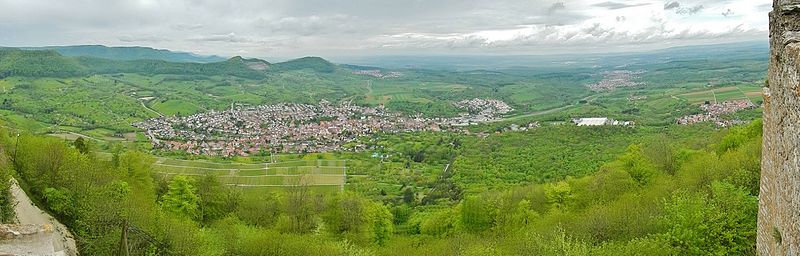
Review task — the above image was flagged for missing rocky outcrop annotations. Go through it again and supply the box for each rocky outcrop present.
[0,179,76,256]
[759,1,800,255]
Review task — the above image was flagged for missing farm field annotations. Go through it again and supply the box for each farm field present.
[152,157,348,193]
[678,85,763,105]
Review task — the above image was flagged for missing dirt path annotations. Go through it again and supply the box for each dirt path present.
[139,99,164,117]
[711,88,718,104]
[10,179,77,256]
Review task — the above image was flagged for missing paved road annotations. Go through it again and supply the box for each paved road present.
[494,94,600,123]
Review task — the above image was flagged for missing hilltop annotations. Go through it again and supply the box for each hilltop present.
[272,56,336,73]
[0,48,343,79]
[23,45,226,63]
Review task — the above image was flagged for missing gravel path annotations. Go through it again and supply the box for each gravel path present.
[10,178,77,256]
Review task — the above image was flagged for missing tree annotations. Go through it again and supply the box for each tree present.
[401,187,415,204]
[323,193,394,245]
[370,203,394,245]
[545,181,573,211]
[459,196,494,233]
[277,186,318,233]
[196,174,239,224]
[643,135,676,175]
[74,137,89,154]
[494,199,538,234]
[618,145,658,185]
[160,175,200,220]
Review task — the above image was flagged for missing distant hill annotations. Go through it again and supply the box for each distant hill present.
[23,45,226,63]
[272,56,336,73]
[0,48,86,77]
[227,56,271,71]
[0,48,343,79]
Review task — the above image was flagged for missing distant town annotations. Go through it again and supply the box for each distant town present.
[352,70,404,79]
[587,70,645,91]
[134,98,512,156]
[677,99,756,127]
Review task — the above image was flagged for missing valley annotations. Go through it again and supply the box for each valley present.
[0,42,768,255]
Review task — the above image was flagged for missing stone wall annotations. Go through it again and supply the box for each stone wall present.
[759,1,800,255]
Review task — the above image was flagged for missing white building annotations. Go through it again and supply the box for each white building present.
[574,117,610,126]
[573,117,634,127]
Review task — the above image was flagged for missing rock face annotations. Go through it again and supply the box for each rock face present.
[0,179,76,256]
[760,1,800,255]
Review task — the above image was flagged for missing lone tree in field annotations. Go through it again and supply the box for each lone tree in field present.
[74,137,89,154]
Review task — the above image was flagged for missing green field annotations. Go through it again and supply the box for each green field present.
[678,85,762,105]
[153,157,348,191]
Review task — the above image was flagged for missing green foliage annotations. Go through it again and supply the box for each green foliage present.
[236,192,283,227]
[415,208,457,237]
[323,192,395,245]
[717,119,762,155]
[213,217,372,256]
[661,182,757,255]
[0,117,762,255]
[452,126,643,190]
[0,145,14,223]
[160,175,200,220]
[617,145,659,185]
[196,175,240,224]
[459,196,495,233]
[544,181,573,211]
[43,187,75,217]
[74,137,89,154]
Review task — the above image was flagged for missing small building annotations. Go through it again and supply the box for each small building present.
[573,117,610,126]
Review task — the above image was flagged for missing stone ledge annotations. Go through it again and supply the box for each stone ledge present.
[0,224,51,240]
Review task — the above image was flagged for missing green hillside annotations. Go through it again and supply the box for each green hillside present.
[27,45,226,63]
[272,56,336,73]
[0,48,270,79]
[0,49,86,77]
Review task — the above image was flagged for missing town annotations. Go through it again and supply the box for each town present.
[352,69,404,78]
[134,98,512,156]
[677,99,757,126]
[587,70,645,91]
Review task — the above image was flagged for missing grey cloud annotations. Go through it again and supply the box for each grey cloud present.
[722,9,734,17]
[593,1,651,10]
[118,34,171,43]
[616,16,626,22]
[257,15,362,36]
[664,1,680,10]
[548,2,566,14]
[675,5,704,15]
[172,23,204,31]
[190,33,254,43]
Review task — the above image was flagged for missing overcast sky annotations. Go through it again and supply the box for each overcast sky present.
[0,0,769,60]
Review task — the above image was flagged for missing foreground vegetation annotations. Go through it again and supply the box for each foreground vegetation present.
[0,119,761,255]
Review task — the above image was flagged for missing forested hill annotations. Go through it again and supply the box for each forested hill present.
[0,48,339,79]
[22,45,227,63]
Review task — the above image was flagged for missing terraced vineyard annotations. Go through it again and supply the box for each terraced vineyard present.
[153,158,347,193]
[679,85,763,105]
